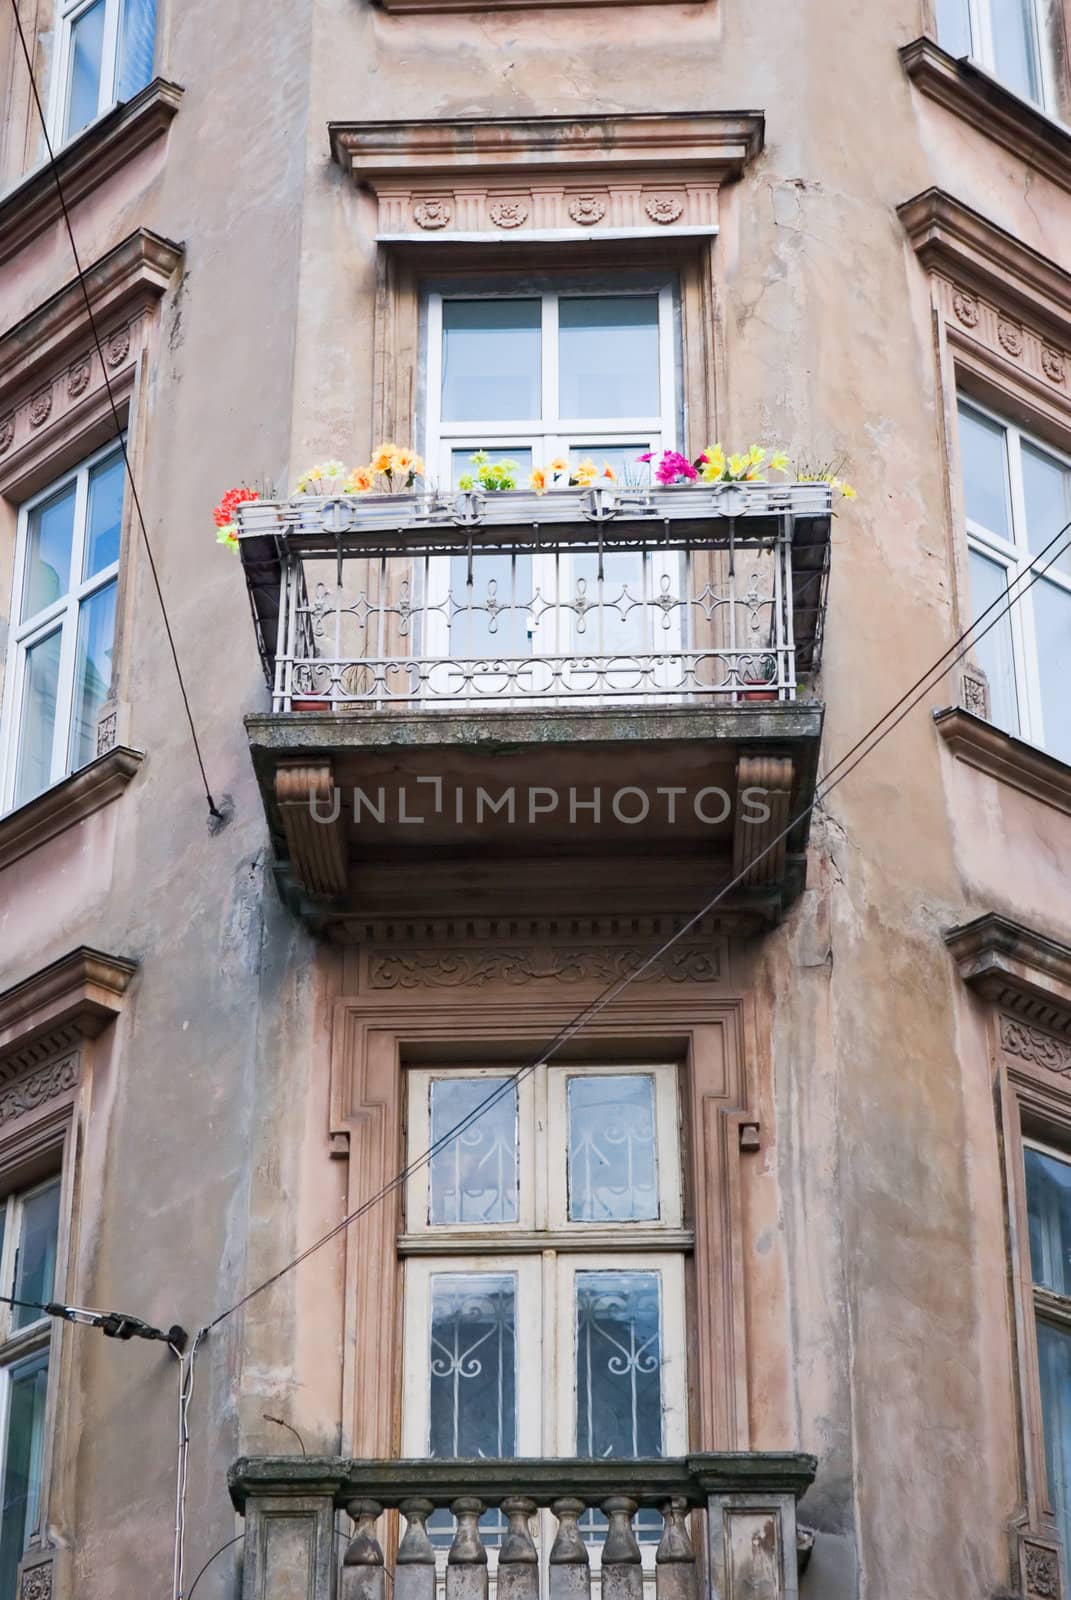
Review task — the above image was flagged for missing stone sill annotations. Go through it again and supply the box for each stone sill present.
[933,705,1071,815]
[0,78,183,269]
[900,37,1071,194]
[0,745,144,874]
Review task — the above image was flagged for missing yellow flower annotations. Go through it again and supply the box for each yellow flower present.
[216,522,239,550]
[727,453,748,478]
[346,467,375,493]
[550,456,568,474]
[768,450,790,475]
[700,444,726,482]
[840,481,858,499]
[371,443,400,474]
[602,463,617,481]
[574,458,598,486]
[529,467,548,493]
[747,444,765,465]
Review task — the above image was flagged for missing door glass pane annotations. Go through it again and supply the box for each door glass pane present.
[1037,1319,1071,1566]
[22,486,76,622]
[935,0,973,55]
[441,301,541,422]
[575,1270,663,1457]
[64,0,107,139]
[968,548,1020,735]
[1022,442,1071,582]
[68,581,117,772]
[1026,1147,1071,1294]
[117,0,157,100]
[428,1080,518,1225]
[450,449,533,491]
[0,1353,49,1598]
[13,1184,61,1331]
[559,297,660,420]
[83,454,124,578]
[13,632,63,810]
[567,445,652,489]
[990,0,1041,101]
[959,405,1012,541]
[1033,578,1071,765]
[429,1273,516,1457]
[568,1076,659,1222]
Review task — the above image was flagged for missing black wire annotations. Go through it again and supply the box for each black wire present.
[184,1528,392,1598]
[7,0,223,821]
[202,513,1071,1336]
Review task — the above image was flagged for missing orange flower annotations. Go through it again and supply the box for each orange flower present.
[602,463,617,481]
[371,443,399,474]
[529,467,548,493]
[346,467,375,493]
[550,456,568,474]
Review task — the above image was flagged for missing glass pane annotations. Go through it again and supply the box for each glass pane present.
[13,1184,61,1331]
[13,632,62,810]
[441,301,541,423]
[429,1273,516,1457]
[64,0,106,139]
[68,581,117,773]
[84,454,124,578]
[1033,578,1071,765]
[450,448,533,492]
[959,404,1012,541]
[1027,1147,1071,1294]
[22,486,76,622]
[990,0,1041,101]
[575,1270,662,1457]
[559,297,660,420]
[0,1354,49,1599]
[428,1079,518,1225]
[935,0,973,55]
[968,549,1020,735]
[1037,1320,1071,1566]
[117,0,157,99]
[568,1076,659,1222]
[567,445,651,489]
[1022,442,1071,582]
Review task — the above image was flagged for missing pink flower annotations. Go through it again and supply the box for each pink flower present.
[636,452,654,463]
[654,450,698,485]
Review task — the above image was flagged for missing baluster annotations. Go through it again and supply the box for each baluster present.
[655,1498,697,1600]
[447,1497,488,1600]
[549,1497,590,1600]
[396,1498,436,1600]
[498,1495,539,1600]
[341,1500,385,1600]
[601,1496,642,1600]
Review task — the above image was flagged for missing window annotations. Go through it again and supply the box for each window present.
[401,1065,687,1475]
[1025,1142,1071,1561]
[0,1178,61,1600]
[957,400,1071,765]
[1,444,123,813]
[48,0,157,144]
[936,0,1053,108]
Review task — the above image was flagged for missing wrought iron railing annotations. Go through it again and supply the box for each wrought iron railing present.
[236,484,831,713]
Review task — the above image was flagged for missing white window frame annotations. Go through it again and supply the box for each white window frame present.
[0,1177,62,1577]
[45,0,135,147]
[943,0,1056,111]
[958,397,1071,759]
[0,441,123,815]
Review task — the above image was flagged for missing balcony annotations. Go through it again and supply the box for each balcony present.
[228,1453,816,1600]
[237,484,830,934]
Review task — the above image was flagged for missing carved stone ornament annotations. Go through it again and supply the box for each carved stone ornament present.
[28,388,52,427]
[0,415,13,455]
[105,327,131,367]
[488,198,528,229]
[1000,1015,1071,1077]
[413,198,451,230]
[952,288,980,327]
[19,1564,52,1600]
[960,665,990,721]
[0,1056,79,1127]
[568,195,607,225]
[68,355,91,397]
[1024,1541,1061,1599]
[370,943,720,988]
[644,193,684,225]
[1043,347,1067,385]
[96,699,118,757]
[998,319,1024,357]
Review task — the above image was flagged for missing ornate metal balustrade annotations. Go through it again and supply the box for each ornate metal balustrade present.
[236,484,831,713]
[229,1454,816,1600]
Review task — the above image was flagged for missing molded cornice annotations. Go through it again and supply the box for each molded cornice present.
[945,913,1071,1036]
[0,747,144,874]
[0,945,137,1076]
[900,37,1071,197]
[934,706,1071,816]
[0,78,183,269]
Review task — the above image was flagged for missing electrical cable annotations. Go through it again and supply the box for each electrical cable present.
[200,514,1071,1337]
[7,0,224,821]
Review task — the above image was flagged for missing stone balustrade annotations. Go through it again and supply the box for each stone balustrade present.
[228,1454,816,1600]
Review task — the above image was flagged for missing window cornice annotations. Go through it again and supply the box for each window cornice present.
[900,37,1071,195]
[934,706,1071,816]
[0,746,144,883]
[0,78,183,272]
[945,910,1071,1035]
[0,943,137,1077]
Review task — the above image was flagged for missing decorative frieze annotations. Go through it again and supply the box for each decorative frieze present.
[1000,1016,1071,1077]
[380,181,718,240]
[938,277,1069,391]
[0,1056,79,1128]
[369,942,721,989]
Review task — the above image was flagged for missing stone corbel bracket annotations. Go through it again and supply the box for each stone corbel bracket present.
[274,763,348,900]
[733,755,794,889]
[945,913,1071,1037]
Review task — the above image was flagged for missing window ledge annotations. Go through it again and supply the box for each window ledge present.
[0,745,143,876]
[0,78,183,270]
[0,943,137,1073]
[944,911,1071,1033]
[398,1227,696,1255]
[900,37,1071,195]
[934,704,1071,815]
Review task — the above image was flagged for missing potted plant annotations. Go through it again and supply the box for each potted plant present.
[738,654,779,702]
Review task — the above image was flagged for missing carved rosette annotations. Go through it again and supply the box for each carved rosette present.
[644,193,684,225]
[0,415,13,455]
[413,198,451,230]
[1000,1016,1071,1077]
[998,319,1024,357]
[68,355,92,397]
[19,1563,52,1600]
[1022,1539,1061,1599]
[488,198,528,229]
[568,195,606,226]
[960,665,990,721]
[28,388,52,427]
[952,289,980,328]
[105,327,131,367]
[1043,347,1067,385]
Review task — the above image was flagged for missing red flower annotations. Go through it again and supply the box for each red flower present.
[213,486,259,527]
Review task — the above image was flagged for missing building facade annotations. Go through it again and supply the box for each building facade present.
[0,0,1070,1596]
